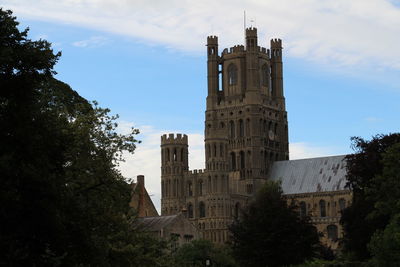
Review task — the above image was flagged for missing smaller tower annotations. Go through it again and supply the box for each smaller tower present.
[270,39,284,100]
[160,134,189,215]
[245,27,260,93]
[245,27,258,50]
[206,36,219,109]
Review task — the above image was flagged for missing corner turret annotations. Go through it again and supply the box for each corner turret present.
[206,36,219,109]
[161,133,189,173]
[270,38,284,100]
[245,27,258,50]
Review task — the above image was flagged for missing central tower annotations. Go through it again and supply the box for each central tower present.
[161,27,289,243]
[205,27,288,185]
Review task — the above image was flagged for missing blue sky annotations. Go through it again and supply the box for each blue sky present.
[2,0,399,210]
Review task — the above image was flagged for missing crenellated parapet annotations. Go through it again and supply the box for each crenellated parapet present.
[161,133,188,145]
[207,35,218,45]
[186,169,207,175]
[245,27,257,38]
[270,38,282,49]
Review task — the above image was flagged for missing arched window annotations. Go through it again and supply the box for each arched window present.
[166,148,170,162]
[339,198,346,212]
[247,150,252,169]
[198,180,203,196]
[228,64,238,85]
[263,120,267,134]
[320,200,326,217]
[234,202,240,219]
[261,64,269,86]
[220,143,223,157]
[167,180,170,197]
[187,181,193,196]
[246,119,251,136]
[270,65,273,95]
[213,175,218,193]
[327,225,338,241]
[239,119,244,137]
[173,148,177,161]
[240,151,245,169]
[207,144,211,158]
[300,201,307,218]
[188,203,193,218]
[213,143,217,157]
[208,176,212,193]
[229,121,235,138]
[264,151,268,169]
[230,152,236,170]
[199,202,206,218]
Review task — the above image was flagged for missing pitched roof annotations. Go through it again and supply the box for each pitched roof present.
[269,155,348,195]
[130,180,159,217]
[135,215,180,232]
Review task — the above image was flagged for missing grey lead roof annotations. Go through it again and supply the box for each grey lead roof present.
[135,215,179,232]
[269,155,348,195]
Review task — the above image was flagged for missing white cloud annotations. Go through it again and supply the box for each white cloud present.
[72,36,109,47]
[289,142,342,160]
[4,0,400,72]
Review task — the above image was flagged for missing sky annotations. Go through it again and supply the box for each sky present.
[2,0,399,211]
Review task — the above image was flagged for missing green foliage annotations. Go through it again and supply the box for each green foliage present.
[172,239,237,267]
[229,180,320,267]
[340,134,400,261]
[368,214,400,267]
[365,143,400,266]
[0,8,166,266]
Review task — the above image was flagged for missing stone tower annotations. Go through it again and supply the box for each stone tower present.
[161,27,289,243]
[205,27,288,190]
[161,134,189,215]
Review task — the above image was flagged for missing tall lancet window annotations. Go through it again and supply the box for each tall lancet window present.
[228,64,238,85]
[261,64,269,87]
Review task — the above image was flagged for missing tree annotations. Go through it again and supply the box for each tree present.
[368,215,400,266]
[366,143,400,266]
[0,8,168,266]
[229,180,320,267]
[172,239,237,267]
[340,134,400,261]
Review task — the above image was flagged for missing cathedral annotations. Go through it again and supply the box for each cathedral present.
[159,27,351,249]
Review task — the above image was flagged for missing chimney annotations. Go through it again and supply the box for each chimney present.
[137,175,146,217]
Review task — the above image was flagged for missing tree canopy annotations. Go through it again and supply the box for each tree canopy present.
[229,180,320,267]
[172,239,237,267]
[0,8,168,266]
[340,134,400,263]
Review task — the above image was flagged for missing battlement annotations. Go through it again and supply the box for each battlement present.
[221,45,269,57]
[207,35,218,45]
[185,169,207,175]
[245,27,257,38]
[227,45,245,54]
[161,133,188,145]
[270,38,282,49]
